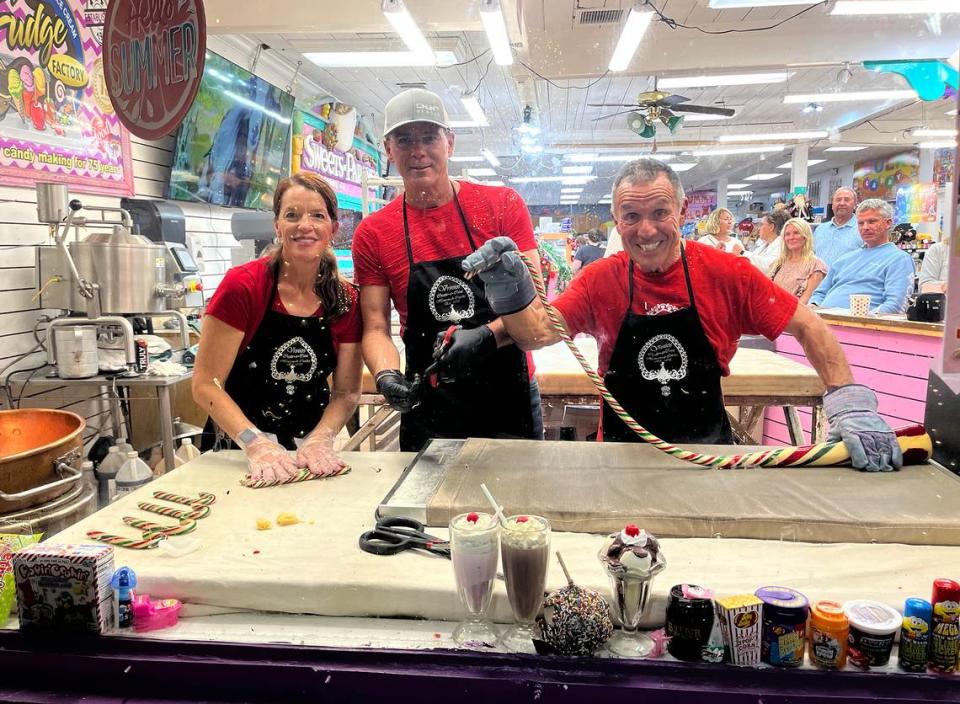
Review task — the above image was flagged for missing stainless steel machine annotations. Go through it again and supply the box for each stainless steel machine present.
[33,183,194,377]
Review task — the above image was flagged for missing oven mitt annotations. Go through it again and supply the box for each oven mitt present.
[461,236,536,316]
[823,384,902,472]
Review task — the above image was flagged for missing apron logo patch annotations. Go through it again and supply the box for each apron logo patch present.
[428,275,476,323]
[637,333,688,397]
[270,336,319,395]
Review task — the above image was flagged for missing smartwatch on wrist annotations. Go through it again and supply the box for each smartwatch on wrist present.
[236,427,262,449]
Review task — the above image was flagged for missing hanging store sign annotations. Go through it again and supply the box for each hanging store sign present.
[103,0,206,140]
[0,0,134,195]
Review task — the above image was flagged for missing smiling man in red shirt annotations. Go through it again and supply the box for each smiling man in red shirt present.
[454,158,902,472]
[353,88,542,451]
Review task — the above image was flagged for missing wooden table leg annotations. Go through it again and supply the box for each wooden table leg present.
[783,406,805,445]
[810,404,826,443]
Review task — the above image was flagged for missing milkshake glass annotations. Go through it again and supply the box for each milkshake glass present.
[500,514,551,653]
[598,525,667,657]
[450,511,500,647]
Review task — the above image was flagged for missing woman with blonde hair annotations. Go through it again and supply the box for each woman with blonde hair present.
[194,172,363,483]
[769,217,829,305]
[698,207,744,255]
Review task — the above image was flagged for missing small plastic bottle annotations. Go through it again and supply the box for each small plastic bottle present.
[115,451,153,498]
[80,460,97,494]
[96,446,126,508]
[110,567,137,629]
[808,600,849,669]
[175,438,201,465]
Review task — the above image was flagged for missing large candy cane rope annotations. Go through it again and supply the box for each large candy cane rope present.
[513,252,931,469]
[87,530,166,550]
[152,491,217,507]
[241,466,351,489]
[123,516,198,537]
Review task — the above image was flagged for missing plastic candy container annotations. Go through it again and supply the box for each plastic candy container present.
[665,584,715,662]
[808,600,849,669]
[898,597,932,672]
[755,586,809,667]
[131,594,182,632]
[930,578,960,673]
[843,600,901,668]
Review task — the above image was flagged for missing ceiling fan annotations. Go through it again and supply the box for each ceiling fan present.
[590,87,737,138]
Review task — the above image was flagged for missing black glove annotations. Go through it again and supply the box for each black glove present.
[427,325,496,384]
[461,237,536,315]
[375,369,421,413]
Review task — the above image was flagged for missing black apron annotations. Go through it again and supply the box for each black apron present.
[399,187,535,452]
[602,243,734,444]
[202,280,337,451]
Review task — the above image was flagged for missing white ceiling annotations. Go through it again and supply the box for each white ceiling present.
[204,0,960,206]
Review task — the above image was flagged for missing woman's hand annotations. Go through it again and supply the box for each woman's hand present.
[296,426,347,476]
[244,434,299,484]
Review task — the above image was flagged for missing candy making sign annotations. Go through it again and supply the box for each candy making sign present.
[0,0,134,195]
[103,0,205,140]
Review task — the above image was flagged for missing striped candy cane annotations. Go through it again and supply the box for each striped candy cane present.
[138,502,210,520]
[241,466,351,489]
[152,491,217,508]
[123,516,198,536]
[86,530,165,550]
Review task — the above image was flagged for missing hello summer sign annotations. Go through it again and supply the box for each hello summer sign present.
[0,0,134,195]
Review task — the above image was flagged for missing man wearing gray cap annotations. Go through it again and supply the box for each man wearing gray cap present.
[353,88,543,451]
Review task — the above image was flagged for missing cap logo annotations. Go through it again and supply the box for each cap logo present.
[416,103,441,116]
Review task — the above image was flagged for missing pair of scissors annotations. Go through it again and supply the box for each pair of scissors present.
[358,516,451,558]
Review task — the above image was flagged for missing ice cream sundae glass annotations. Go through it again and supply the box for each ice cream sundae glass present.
[598,524,667,657]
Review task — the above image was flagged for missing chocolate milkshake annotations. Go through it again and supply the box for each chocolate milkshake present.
[500,514,551,653]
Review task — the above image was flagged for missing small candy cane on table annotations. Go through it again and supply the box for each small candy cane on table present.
[123,516,198,536]
[152,491,217,508]
[240,466,351,489]
[86,530,166,550]
[138,502,210,520]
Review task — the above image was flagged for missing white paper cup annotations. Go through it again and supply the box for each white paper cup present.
[849,294,871,317]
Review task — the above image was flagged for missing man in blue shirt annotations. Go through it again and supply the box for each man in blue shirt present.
[810,199,915,314]
[814,187,862,268]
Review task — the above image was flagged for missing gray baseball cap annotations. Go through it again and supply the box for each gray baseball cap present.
[383,88,450,137]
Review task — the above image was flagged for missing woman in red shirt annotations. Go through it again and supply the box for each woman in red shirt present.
[193,173,363,483]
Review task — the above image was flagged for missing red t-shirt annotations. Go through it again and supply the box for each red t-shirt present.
[552,241,798,376]
[204,257,362,352]
[352,180,537,328]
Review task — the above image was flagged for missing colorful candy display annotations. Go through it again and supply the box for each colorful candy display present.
[240,465,351,489]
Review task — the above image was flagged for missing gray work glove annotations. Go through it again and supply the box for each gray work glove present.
[461,236,536,316]
[375,369,421,413]
[824,384,902,472]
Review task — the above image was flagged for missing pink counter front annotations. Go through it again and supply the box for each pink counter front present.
[763,312,944,446]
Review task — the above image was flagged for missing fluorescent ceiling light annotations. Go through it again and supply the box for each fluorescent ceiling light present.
[947,109,958,116]
[562,176,597,186]
[680,113,735,122]
[832,0,960,14]
[744,173,782,181]
[912,128,958,137]
[450,155,485,162]
[709,0,816,7]
[562,165,593,175]
[479,0,513,66]
[692,146,785,156]
[824,146,867,151]
[560,197,579,202]
[608,9,654,72]
[784,90,918,103]
[727,190,756,196]
[670,163,699,171]
[719,130,828,142]
[561,188,584,193]
[919,140,958,149]
[304,50,455,68]
[726,183,750,189]
[382,0,433,59]
[566,153,674,162]
[480,147,500,167]
[461,94,489,128]
[658,72,789,89]
[511,176,568,183]
[483,180,505,186]
[776,159,826,168]
[467,168,497,177]
[522,144,544,154]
